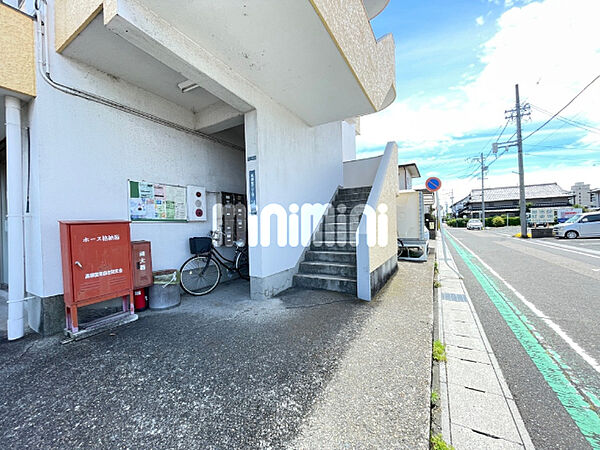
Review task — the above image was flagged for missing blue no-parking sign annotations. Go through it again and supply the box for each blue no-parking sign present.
[425,177,442,192]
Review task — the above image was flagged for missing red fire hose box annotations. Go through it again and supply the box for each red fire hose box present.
[59,221,134,334]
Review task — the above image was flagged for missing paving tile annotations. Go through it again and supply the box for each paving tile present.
[452,424,523,449]
[444,333,487,352]
[444,319,481,338]
[446,344,490,364]
[448,383,521,443]
[444,308,472,323]
[442,301,471,315]
[447,357,502,394]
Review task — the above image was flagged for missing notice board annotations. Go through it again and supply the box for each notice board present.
[129,180,187,222]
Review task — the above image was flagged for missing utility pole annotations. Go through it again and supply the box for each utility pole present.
[480,153,486,228]
[515,84,527,238]
[503,85,530,238]
[450,190,455,218]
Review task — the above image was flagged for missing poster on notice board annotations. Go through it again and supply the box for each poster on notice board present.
[129,180,187,222]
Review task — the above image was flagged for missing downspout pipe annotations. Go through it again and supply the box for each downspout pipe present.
[5,96,26,341]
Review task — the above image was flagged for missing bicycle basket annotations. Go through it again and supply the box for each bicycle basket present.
[189,237,212,254]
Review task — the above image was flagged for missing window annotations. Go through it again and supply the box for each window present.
[584,214,600,223]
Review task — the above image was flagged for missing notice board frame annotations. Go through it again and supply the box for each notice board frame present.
[128,180,188,223]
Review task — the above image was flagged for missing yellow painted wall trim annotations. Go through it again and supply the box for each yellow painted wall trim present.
[0,4,36,97]
[55,0,103,53]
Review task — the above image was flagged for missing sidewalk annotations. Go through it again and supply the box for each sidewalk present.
[436,235,534,449]
[0,259,434,448]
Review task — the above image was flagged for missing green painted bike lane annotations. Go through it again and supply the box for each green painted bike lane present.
[446,233,600,449]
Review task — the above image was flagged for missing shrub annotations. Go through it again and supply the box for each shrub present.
[508,217,520,226]
[491,215,505,227]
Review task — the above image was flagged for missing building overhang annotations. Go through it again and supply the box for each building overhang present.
[54,0,396,127]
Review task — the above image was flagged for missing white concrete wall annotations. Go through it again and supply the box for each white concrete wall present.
[398,167,414,190]
[343,155,381,188]
[245,100,344,284]
[342,120,357,162]
[27,0,350,300]
[26,46,245,298]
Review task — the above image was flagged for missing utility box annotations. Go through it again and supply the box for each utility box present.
[131,241,153,289]
[59,221,134,334]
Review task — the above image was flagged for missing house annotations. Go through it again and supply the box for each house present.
[398,162,421,190]
[453,183,573,218]
[1,0,398,339]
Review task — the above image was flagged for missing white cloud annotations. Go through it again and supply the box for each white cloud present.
[358,0,600,155]
[476,16,485,26]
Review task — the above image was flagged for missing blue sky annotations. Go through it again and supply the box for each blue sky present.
[357,0,600,205]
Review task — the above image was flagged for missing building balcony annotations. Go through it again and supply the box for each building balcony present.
[54,0,396,127]
[363,0,391,19]
[0,2,36,99]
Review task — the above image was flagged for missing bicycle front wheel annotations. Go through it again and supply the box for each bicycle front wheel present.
[180,255,221,296]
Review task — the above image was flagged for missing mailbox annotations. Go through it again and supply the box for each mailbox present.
[132,241,153,289]
[60,221,134,333]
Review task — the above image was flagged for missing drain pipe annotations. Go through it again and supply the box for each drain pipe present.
[5,96,26,340]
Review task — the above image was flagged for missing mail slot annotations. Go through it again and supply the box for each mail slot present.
[132,241,153,289]
[59,220,134,333]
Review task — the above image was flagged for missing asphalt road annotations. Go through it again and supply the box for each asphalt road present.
[443,226,600,449]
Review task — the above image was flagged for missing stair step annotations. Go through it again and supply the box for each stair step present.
[334,195,370,203]
[322,222,360,232]
[299,261,357,278]
[305,250,356,264]
[338,186,371,195]
[311,241,357,251]
[331,201,368,210]
[293,273,357,295]
[321,231,356,241]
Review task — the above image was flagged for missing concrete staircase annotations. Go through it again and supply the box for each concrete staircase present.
[293,186,371,295]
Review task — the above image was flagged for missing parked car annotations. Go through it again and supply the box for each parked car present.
[553,212,600,239]
[467,219,483,230]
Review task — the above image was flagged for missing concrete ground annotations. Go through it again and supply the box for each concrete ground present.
[445,226,600,448]
[0,258,434,449]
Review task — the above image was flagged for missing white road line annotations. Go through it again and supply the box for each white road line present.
[447,230,600,375]
[529,239,600,257]
[521,240,600,260]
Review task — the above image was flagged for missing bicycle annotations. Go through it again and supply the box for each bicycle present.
[180,230,249,296]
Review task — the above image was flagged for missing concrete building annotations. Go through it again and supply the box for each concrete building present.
[453,183,573,218]
[570,182,593,207]
[1,0,400,338]
[591,188,600,209]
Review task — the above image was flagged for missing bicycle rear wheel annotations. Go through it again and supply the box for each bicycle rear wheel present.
[235,250,250,280]
[180,255,221,296]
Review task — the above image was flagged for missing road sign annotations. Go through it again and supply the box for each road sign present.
[425,177,442,192]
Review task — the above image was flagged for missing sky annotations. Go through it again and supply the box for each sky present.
[358,0,600,208]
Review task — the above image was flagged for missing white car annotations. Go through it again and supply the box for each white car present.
[467,219,483,230]
[553,212,600,239]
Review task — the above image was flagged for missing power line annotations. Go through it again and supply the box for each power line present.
[523,73,600,141]
[530,104,600,135]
